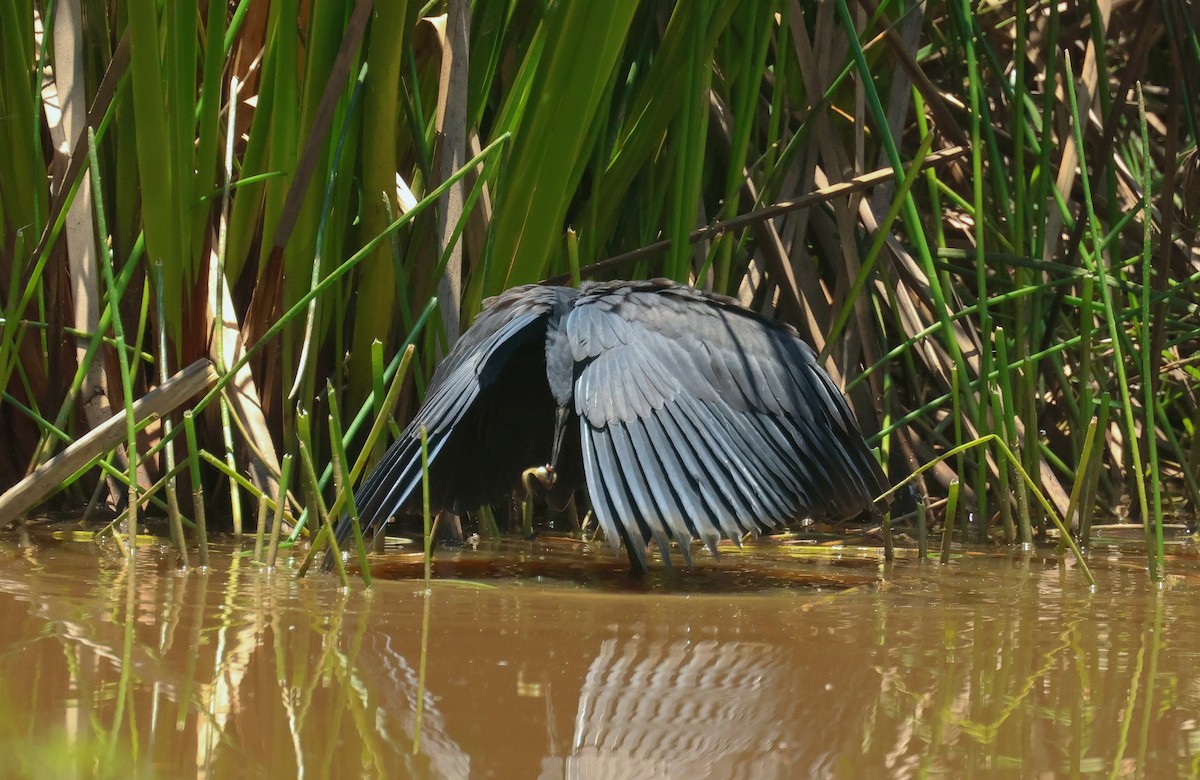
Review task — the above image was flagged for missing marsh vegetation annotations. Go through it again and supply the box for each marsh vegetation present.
[0,2,1197,574]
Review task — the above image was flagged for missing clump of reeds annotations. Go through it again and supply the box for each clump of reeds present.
[0,1,1194,584]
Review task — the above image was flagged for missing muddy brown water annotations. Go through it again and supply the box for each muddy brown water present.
[1,533,1199,779]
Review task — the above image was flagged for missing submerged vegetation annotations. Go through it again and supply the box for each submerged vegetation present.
[0,0,1196,581]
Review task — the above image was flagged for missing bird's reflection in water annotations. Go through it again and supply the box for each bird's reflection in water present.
[349,578,875,779]
[548,635,866,779]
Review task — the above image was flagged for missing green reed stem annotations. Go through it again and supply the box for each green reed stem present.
[1077,396,1111,548]
[958,0,991,535]
[218,396,241,537]
[1066,413,1102,549]
[821,131,935,357]
[297,418,346,586]
[183,411,208,568]
[267,454,294,569]
[351,344,416,490]
[1136,83,1164,577]
[370,340,386,460]
[253,494,269,564]
[421,425,434,581]
[328,382,370,586]
[1063,52,1153,580]
[989,386,1015,543]
[152,260,187,566]
[301,308,433,529]
[880,435,1095,586]
[996,329,1030,544]
[916,498,929,560]
[940,479,960,565]
[87,129,139,554]
[952,364,964,488]
[296,343,418,557]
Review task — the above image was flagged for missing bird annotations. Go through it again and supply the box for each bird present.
[330,278,891,572]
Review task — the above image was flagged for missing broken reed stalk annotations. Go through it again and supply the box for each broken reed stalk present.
[0,360,217,522]
[554,146,968,283]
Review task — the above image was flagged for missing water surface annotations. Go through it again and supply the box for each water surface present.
[1,533,1198,778]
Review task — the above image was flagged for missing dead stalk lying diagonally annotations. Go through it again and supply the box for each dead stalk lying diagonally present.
[0,360,217,522]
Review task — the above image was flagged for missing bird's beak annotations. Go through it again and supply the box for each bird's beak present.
[550,405,570,470]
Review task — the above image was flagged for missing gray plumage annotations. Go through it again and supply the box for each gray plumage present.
[334,278,890,571]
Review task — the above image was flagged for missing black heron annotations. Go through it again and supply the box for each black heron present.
[331,278,890,571]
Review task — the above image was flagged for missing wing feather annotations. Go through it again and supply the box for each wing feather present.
[667,399,766,533]
[580,424,624,556]
[652,402,742,545]
[586,423,650,568]
[622,419,699,563]
[568,279,889,566]
[330,285,574,560]
[608,423,677,566]
[709,407,805,512]
[635,414,709,542]
[658,402,752,543]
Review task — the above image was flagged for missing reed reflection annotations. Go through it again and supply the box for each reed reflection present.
[0,543,1196,778]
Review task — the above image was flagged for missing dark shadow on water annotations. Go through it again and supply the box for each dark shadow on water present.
[363,537,881,593]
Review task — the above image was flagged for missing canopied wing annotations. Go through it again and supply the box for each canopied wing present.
[567,279,890,568]
[332,284,577,556]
